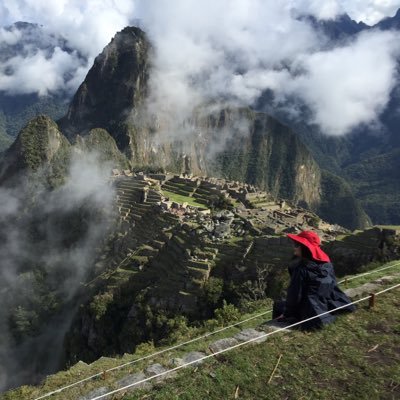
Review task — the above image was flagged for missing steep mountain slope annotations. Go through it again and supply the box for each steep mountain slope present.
[0,115,71,186]
[344,148,400,223]
[59,26,150,149]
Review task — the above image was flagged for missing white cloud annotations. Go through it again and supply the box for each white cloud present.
[140,0,321,129]
[286,30,400,134]
[1,0,135,57]
[341,0,400,25]
[1,0,400,134]
[291,0,342,20]
[0,47,87,96]
[0,27,21,45]
[136,0,400,135]
[0,0,135,96]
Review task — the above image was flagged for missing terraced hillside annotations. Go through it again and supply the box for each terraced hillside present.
[62,173,400,369]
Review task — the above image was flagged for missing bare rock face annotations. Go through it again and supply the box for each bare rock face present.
[59,26,150,151]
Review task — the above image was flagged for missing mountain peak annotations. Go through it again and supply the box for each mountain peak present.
[301,13,368,40]
[375,7,400,30]
[9,21,41,30]
[58,26,150,149]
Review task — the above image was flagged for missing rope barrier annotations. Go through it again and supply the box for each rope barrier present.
[33,261,400,399]
[374,282,400,295]
[91,282,400,400]
[338,261,400,284]
[33,308,273,400]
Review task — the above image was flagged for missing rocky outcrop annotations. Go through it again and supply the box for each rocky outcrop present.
[59,26,150,151]
[0,115,71,186]
[75,128,130,169]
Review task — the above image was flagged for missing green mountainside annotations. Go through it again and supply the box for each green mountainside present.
[0,115,71,187]
[0,116,129,188]
[318,170,371,230]
[0,93,68,140]
[344,148,400,224]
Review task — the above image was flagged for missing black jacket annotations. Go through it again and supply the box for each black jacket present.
[284,259,355,329]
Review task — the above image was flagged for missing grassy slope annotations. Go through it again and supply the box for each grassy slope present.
[4,262,400,400]
[126,286,400,400]
[161,190,206,208]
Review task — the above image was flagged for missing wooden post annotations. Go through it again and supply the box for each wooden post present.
[369,293,376,309]
[345,278,348,288]
[102,371,107,380]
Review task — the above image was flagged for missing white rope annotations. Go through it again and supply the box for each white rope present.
[92,282,400,400]
[91,281,400,399]
[375,282,400,295]
[338,261,400,284]
[33,308,273,400]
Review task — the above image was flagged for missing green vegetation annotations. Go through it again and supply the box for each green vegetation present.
[318,170,371,230]
[376,225,400,230]
[77,128,130,170]
[345,149,400,225]
[0,111,13,152]
[124,287,400,400]
[161,189,205,208]
[0,93,68,139]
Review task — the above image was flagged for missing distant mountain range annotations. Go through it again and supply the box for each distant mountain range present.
[0,22,87,151]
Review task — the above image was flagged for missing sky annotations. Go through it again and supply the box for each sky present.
[0,0,400,135]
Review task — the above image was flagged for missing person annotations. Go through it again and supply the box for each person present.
[273,231,355,329]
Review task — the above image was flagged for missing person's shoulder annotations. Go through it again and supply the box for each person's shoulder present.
[305,260,333,276]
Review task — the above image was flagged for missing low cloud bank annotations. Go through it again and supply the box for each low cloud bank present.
[0,152,116,392]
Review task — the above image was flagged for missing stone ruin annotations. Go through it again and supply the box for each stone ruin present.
[111,170,343,241]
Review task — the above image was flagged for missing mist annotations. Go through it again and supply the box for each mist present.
[132,0,400,136]
[0,152,116,392]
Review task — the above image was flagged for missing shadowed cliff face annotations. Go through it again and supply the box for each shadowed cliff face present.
[59,26,151,151]
[196,108,322,210]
